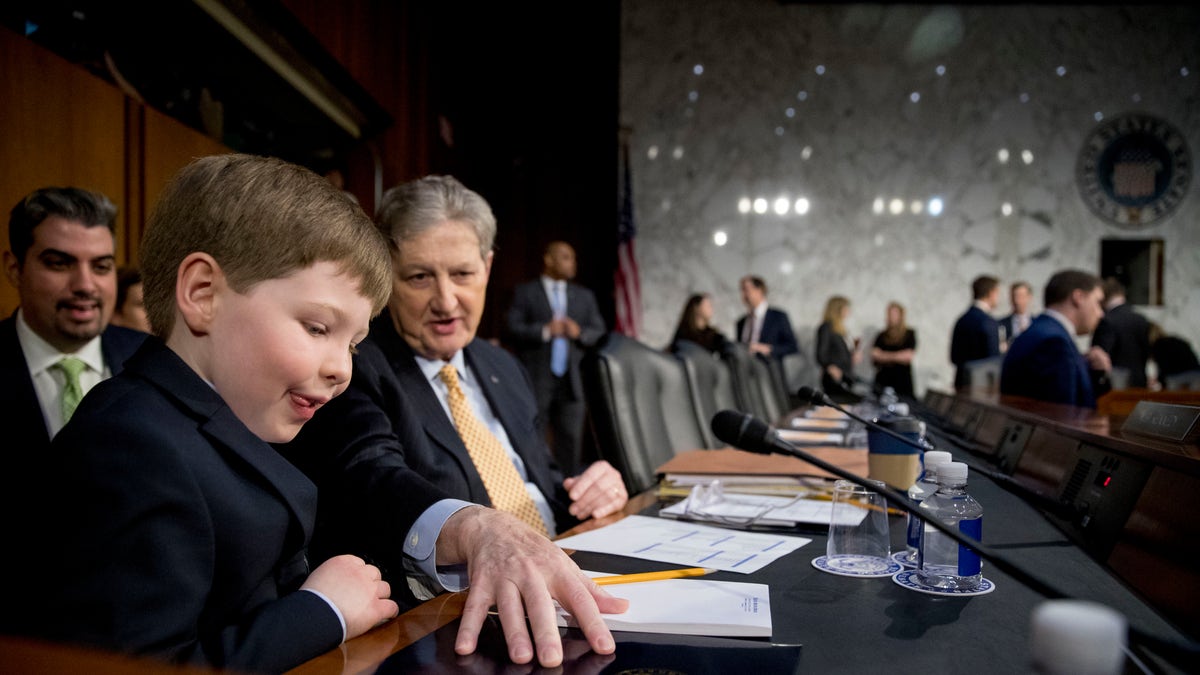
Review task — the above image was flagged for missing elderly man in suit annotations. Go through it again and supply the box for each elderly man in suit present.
[505,241,606,475]
[287,175,628,666]
[735,275,798,358]
[1001,269,1111,409]
[2,186,145,454]
[950,274,1002,389]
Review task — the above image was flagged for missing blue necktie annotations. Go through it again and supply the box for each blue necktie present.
[551,283,568,377]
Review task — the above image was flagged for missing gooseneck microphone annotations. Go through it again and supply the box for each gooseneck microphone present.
[795,386,1085,522]
[710,407,1200,668]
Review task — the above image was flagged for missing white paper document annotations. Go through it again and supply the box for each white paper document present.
[554,515,810,573]
[557,573,772,637]
[659,493,869,528]
[776,428,846,445]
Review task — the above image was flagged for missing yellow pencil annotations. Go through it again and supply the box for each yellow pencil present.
[593,567,717,586]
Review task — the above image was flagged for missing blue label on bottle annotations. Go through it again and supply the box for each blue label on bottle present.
[906,513,921,549]
[958,517,982,576]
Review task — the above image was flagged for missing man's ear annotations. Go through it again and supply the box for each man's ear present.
[175,252,222,335]
[3,250,21,289]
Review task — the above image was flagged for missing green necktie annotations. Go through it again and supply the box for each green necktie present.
[54,357,87,423]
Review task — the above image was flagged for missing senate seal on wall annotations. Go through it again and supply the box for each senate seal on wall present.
[1076,112,1191,229]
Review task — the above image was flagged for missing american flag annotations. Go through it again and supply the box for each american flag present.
[614,141,642,337]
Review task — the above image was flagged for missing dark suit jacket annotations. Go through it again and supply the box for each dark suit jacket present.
[288,313,574,578]
[1000,314,1096,409]
[1091,303,1150,387]
[950,305,1001,388]
[504,279,606,401]
[0,312,145,456]
[14,339,342,673]
[735,307,799,358]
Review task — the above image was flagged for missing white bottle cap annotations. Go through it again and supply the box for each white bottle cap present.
[1030,600,1126,675]
[923,450,952,467]
[939,461,968,482]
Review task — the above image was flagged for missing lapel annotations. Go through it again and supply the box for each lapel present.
[464,340,523,451]
[538,279,557,318]
[128,339,317,541]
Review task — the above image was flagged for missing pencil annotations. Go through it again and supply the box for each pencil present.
[593,567,717,586]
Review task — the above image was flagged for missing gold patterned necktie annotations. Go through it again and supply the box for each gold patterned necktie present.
[54,356,87,423]
[438,364,550,536]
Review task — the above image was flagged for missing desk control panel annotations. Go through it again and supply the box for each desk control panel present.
[918,390,1200,637]
[1039,444,1153,559]
[995,418,1033,472]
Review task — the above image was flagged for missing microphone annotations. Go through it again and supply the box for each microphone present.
[710,408,1200,667]
[796,386,1086,522]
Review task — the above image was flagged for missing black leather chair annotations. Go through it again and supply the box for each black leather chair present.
[670,340,738,448]
[581,332,709,493]
[720,342,789,423]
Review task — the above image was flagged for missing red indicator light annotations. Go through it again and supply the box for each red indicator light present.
[1103,476,1112,487]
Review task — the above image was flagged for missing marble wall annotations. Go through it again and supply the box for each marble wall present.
[620,1,1200,394]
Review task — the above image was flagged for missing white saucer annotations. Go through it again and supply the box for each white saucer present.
[891,569,995,596]
[812,554,903,578]
[891,550,918,568]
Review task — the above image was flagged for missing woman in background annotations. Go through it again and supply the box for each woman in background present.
[815,295,860,400]
[871,301,917,397]
[671,293,727,353]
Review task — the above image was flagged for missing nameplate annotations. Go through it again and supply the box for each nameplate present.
[1120,401,1200,443]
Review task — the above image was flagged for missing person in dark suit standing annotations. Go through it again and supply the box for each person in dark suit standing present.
[815,295,862,401]
[1091,278,1150,388]
[11,155,399,672]
[999,280,1034,349]
[735,275,798,358]
[1001,269,1110,409]
[288,175,628,667]
[505,241,607,475]
[949,274,1002,389]
[1,187,146,455]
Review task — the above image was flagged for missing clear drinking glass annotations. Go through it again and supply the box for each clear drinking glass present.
[822,479,894,575]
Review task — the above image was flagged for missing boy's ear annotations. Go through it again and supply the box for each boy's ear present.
[175,252,223,335]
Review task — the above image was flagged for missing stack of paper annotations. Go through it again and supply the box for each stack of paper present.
[557,573,772,637]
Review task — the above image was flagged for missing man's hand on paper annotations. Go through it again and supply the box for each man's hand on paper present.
[437,507,629,667]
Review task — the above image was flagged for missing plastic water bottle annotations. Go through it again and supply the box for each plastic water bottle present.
[902,450,953,564]
[917,461,983,590]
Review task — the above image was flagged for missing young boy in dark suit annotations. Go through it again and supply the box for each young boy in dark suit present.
[19,154,399,673]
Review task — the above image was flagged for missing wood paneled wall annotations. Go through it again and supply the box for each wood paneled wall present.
[0,25,231,318]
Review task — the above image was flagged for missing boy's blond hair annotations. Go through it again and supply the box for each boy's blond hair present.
[141,154,391,337]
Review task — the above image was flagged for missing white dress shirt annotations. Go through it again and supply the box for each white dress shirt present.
[742,300,767,344]
[15,309,109,438]
[540,275,568,341]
